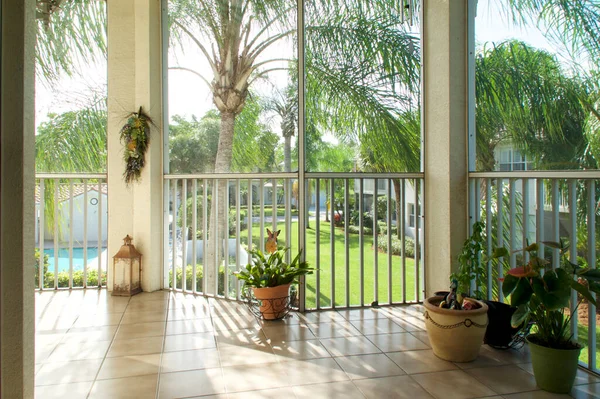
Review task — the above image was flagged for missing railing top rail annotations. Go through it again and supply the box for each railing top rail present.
[469,170,600,179]
[36,173,107,179]
[164,172,424,180]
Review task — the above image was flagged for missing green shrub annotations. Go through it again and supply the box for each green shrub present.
[376,235,417,258]
[168,264,226,295]
[34,248,49,288]
[347,225,373,235]
[375,195,396,220]
[42,269,107,288]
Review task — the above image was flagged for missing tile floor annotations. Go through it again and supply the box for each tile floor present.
[34,290,600,399]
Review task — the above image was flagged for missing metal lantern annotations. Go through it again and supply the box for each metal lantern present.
[112,235,142,296]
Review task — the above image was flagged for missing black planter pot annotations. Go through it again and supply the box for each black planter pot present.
[483,300,521,349]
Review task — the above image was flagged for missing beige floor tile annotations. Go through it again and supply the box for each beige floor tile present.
[114,321,166,340]
[367,332,430,352]
[293,381,365,398]
[167,307,213,321]
[283,357,349,385]
[390,316,426,332]
[504,391,571,398]
[410,330,431,346]
[320,335,382,357]
[163,332,216,352]
[158,368,225,398]
[335,353,406,380]
[160,348,220,373]
[411,370,497,399]
[454,346,513,369]
[89,373,158,399]
[97,354,161,380]
[218,343,278,367]
[209,298,250,315]
[165,318,213,335]
[36,359,103,386]
[129,290,170,302]
[62,325,118,344]
[270,339,331,360]
[36,331,65,347]
[46,340,111,362]
[125,299,168,312]
[228,387,296,399]
[34,381,93,399]
[482,344,531,364]
[212,314,260,331]
[338,308,389,321]
[466,365,538,394]
[573,369,600,386]
[36,316,78,331]
[72,312,123,328]
[107,336,164,357]
[308,321,363,338]
[354,375,435,399]
[36,343,58,364]
[120,309,167,324]
[297,311,347,324]
[351,318,407,335]
[263,323,316,343]
[222,362,290,392]
[572,383,600,399]
[213,326,267,346]
[387,349,458,374]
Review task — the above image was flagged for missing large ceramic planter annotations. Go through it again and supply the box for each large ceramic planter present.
[424,296,488,362]
[527,335,581,393]
[252,283,291,320]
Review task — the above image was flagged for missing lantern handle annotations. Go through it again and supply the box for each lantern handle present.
[123,235,133,246]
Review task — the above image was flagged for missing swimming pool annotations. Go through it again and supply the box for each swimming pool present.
[44,247,106,272]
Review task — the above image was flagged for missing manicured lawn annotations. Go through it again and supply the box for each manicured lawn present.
[237,220,420,309]
[577,322,600,367]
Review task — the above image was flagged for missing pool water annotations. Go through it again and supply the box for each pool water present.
[44,247,106,273]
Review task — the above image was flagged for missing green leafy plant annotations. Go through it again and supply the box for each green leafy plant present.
[502,240,600,348]
[120,106,153,185]
[234,247,313,288]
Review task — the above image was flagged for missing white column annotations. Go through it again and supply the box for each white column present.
[0,0,36,397]
[422,0,469,296]
[108,0,163,292]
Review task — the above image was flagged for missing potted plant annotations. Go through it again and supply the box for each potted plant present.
[449,222,522,349]
[424,222,491,362]
[234,229,314,320]
[502,241,600,393]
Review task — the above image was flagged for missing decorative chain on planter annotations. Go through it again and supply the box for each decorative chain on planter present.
[120,106,154,185]
[424,311,488,329]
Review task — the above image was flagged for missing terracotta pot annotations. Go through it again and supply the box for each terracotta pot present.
[252,283,291,320]
[424,296,488,362]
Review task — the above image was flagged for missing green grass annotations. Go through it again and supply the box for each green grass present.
[235,220,420,309]
[577,321,600,367]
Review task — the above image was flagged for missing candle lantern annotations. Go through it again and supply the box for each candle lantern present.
[112,235,142,296]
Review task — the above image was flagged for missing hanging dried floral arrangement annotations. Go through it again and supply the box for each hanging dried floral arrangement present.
[120,107,153,185]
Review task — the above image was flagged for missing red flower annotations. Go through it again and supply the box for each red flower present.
[507,266,537,278]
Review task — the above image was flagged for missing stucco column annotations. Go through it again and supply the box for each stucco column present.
[0,0,36,397]
[108,0,163,292]
[422,0,469,296]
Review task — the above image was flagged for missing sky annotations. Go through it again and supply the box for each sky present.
[34,1,575,131]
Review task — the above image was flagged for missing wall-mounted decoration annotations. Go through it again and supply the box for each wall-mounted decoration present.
[120,107,153,185]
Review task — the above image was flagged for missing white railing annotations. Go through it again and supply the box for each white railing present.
[469,171,599,374]
[164,173,425,310]
[35,173,108,290]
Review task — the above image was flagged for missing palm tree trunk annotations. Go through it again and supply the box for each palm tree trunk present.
[284,135,291,172]
[205,112,236,295]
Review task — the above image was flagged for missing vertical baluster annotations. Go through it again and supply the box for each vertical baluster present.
[171,179,177,289]
[568,180,578,338]
[192,179,198,294]
[98,180,103,287]
[39,179,45,290]
[182,179,187,292]
[330,178,335,308]
[224,179,229,299]
[285,178,291,263]
[248,179,253,252]
[587,180,597,370]
[68,180,74,289]
[163,179,170,289]
[53,179,59,289]
[523,178,530,264]
[414,179,420,302]
[315,178,321,309]
[83,180,88,288]
[272,178,277,237]
[359,178,364,306]
[552,179,560,269]
[401,179,406,303]
[235,179,241,300]
[344,178,350,307]
[387,179,392,304]
[373,178,378,305]
[214,179,220,296]
[536,179,545,265]
[497,178,504,302]
[260,178,265,252]
[486,178,492,300]
[509,178,516,269]
[202,180,208,294]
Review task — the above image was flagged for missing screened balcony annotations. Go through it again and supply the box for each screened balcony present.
[2,0,600,398]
